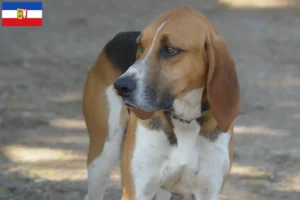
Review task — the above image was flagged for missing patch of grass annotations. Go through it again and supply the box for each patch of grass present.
[0,187,9,198]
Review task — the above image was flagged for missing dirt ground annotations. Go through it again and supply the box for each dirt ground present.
[1,0,300,199]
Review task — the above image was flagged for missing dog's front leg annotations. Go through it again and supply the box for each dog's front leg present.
[121,169,161,200]
[121,154,162,200]
[193,180,221,200]
[121,120,169,200]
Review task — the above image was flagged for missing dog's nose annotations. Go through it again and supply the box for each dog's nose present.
[114,77,136,97]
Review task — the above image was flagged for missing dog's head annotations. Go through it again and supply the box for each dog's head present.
[114,6,240,132]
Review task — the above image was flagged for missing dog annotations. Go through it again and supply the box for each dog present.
[83,6,240,200]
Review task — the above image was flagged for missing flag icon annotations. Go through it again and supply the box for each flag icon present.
[2,2,42,26]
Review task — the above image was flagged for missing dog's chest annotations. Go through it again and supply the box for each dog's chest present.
[132,120,230,196]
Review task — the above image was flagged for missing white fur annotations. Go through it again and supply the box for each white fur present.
[154,189,172,200]
[173,88,203,121]
[130,90,230,200]
[131,121,230,200]
[85,85,127,200]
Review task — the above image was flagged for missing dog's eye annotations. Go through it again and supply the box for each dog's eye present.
[160,45,181,59]
[166,46,177,54]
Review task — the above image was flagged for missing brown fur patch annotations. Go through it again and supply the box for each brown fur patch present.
[83,52,125,165]
[134,7,211,109]
[121,113,137,200]
[205,33,240,132]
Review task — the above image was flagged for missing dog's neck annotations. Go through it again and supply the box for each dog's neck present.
[168,100,210,125]
[165,88,221,141]
[170,88,203,123]
[141,88,221,143]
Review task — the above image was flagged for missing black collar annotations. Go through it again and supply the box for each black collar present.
[167,100,211,125]
[162,100,223,144]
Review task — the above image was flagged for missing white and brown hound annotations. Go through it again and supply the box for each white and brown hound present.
[83,6,240,200]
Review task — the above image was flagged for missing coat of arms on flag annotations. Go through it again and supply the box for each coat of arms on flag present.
[2,2,43,26]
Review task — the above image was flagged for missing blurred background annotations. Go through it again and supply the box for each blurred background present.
[0,0,300,199]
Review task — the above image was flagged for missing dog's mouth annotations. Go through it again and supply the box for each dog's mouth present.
[124,99,173,111]
[123,99,155,120]
[124,101,135,108]
[122,94,174,120]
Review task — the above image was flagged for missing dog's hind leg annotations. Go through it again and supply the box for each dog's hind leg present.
[83,31,140,200]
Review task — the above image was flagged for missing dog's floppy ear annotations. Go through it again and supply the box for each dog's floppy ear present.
[205,33,240,132]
